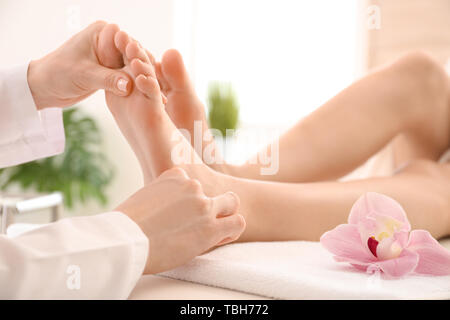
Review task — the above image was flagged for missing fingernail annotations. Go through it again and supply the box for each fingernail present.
[117,78,129,93]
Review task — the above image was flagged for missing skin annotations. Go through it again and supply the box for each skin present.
[159,50,450,182]
[98,25,246,273]
[116,167,244,274]
[156,49,222,172]
[25,21,246,275]
[27,21,132,109]
[110,40,450,242]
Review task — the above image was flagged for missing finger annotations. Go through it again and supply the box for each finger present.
[130,58,156,78]
[210,192,240,218]
[158,167,189,180]
[126,41,150,64]
[97,23,123,68]
[89,65,132,96]
[215,214,246,245]
[135,74,161,99]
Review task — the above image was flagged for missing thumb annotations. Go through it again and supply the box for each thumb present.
[89,65,132,96]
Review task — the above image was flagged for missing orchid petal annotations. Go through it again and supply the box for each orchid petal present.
[407,230,450,276]
[376,231,409,260]
[320,224,376,263]
[393,230,410,248]
[348,192,411,232]
[377,248,419,277]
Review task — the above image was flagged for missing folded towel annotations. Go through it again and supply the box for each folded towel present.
[161,240,450,300]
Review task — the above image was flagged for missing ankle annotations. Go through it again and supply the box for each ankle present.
[203,170,254,242]
[215,172,250,224]
[193,165,230,196]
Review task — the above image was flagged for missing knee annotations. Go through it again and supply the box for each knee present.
[392,51,446,89]
[389,52,448,115]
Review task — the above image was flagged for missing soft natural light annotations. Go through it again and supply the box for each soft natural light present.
[174,0,360,127]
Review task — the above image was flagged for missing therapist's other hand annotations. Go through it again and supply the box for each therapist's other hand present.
[116,167,245,274]
[27,21,132,110]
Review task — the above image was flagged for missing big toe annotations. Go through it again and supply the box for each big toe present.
[97,23,124,68]
[161,49,191,90]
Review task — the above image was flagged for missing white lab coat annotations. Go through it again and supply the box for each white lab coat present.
[0,64,148,299]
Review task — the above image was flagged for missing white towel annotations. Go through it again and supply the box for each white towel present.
[161,240,450,300]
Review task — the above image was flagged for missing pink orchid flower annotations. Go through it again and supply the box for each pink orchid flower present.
[320,192,450,277]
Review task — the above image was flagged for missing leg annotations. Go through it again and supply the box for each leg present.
[117,90,450,242]
[160,51,450,182]
[391,54,450,167]
[111,47,450,244]
[238,52,450,182]
[227,160,450,242]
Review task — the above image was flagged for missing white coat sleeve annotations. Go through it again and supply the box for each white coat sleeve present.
[0,64,149,299]
[0,64,65,168]
[0,212,148,299]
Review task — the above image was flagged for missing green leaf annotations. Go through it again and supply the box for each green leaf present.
[0,107,115,209]
[207,81,240,137]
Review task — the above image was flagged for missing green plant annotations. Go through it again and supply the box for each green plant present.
[207,81,240,137]
[0,107,114,209]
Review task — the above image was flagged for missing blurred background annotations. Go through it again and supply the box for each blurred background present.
[0,0,449,223]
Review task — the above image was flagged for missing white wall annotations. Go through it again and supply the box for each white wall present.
[0,0,175,218]
[170,0,361,164]
[180,0,360,127]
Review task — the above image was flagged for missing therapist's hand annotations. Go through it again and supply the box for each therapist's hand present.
[116,167,245,274]
[27,21,132,110]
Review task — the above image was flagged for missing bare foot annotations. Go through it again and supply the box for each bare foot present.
[104,32,231,200]
[157,49,225,172]
[101,29,248,245]
[95,25,155,182]
[98,31,157,182]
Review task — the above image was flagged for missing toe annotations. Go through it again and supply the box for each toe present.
[145,48,157,65]
[136,74,161,99]
[126,41,150,64]
[161,48,191,90]
[130,58,156,78]
[154,61,170,93]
